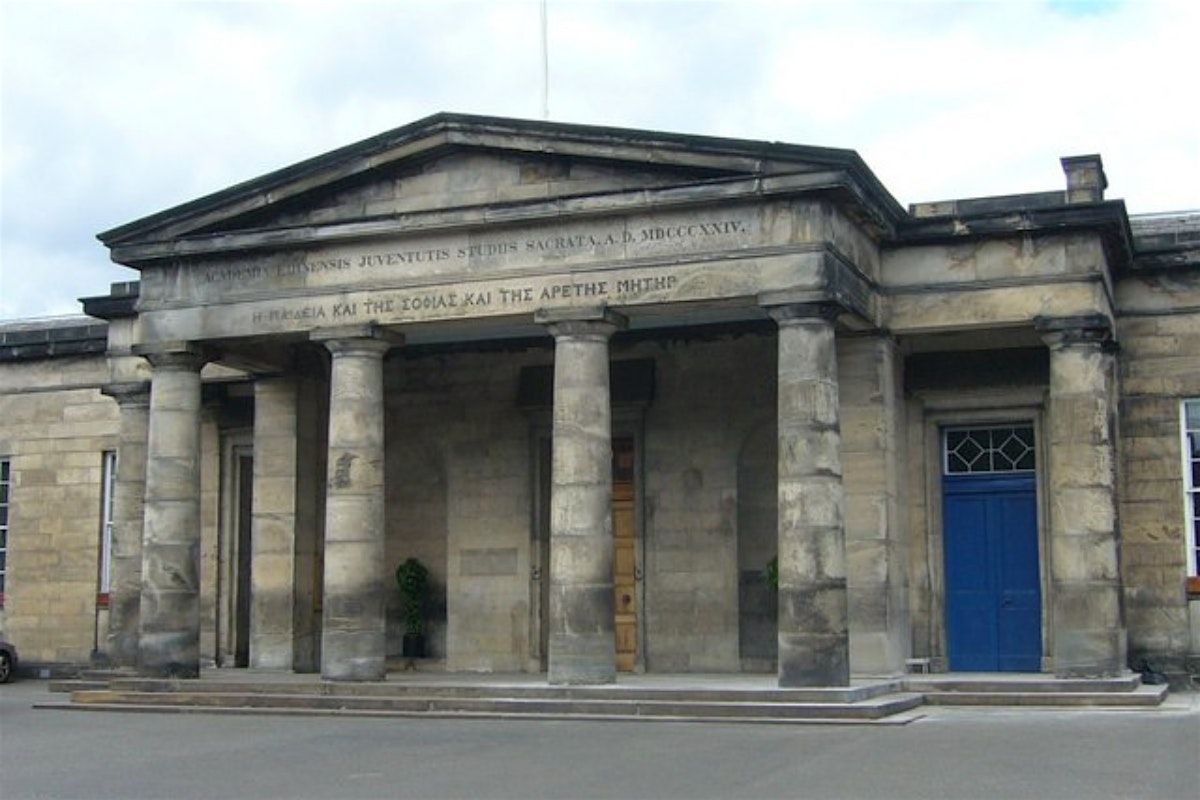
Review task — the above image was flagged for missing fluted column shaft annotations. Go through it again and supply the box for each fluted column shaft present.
[772,304,850,687]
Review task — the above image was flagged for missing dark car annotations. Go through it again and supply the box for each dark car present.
[0,640,17,682]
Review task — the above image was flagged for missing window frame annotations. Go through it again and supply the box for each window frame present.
[942,424,1037,476]
[0,456,10,604]
[1182,399,1200,578]
[98,450,117,599]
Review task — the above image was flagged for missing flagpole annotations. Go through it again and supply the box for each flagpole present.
[540,0,550,119]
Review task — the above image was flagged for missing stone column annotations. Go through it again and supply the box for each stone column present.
[102,382,150,668]
[311,325,399,681]
[1039,316,1125,677]
[771,303,850,687]
[535,307,626,685]
[136,346,206,677]
[250,377,299,670]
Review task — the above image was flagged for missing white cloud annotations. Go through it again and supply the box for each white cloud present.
[1,0,1197,320]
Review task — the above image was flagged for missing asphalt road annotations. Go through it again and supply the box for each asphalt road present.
[1,679,1196,800]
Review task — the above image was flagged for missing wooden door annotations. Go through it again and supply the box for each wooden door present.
[612,437,637,672]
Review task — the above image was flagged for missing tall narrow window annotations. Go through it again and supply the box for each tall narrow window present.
[99,451,117,597]
[1183,400,1200,577]
[0,457,10,603]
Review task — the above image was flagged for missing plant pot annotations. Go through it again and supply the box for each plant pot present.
[402,633,425,659]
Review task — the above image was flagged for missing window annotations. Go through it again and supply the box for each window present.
[1183,400,1200,577]
[0,457,9,602]
[98,451,117,597]
[943,425,1036,475]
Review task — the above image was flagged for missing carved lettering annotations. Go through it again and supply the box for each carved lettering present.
[198,217,751,289]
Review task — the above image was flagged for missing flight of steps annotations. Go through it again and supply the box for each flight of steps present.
[37,671,1168,723]
[902,673,1169,707]
[40,676,923,725]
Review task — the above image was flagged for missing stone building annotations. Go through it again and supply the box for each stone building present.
[1,114,1197,686]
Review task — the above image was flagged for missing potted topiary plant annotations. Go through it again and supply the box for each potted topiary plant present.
[395,557,429,659]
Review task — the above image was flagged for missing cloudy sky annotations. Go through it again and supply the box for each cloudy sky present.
[1,0,1196,320]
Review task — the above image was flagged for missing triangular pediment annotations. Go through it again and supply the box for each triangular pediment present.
[100,113,896,261]
[194,147,745,237]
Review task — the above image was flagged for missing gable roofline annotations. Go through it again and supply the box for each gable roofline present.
[96,112,906,247]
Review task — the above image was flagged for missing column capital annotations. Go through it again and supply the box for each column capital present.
[1035,314,1114,350]
[535,306,627,340]
[131,342,209,370]
[311,324,403,357]
[101,381,151,407]
[765,301,843,327]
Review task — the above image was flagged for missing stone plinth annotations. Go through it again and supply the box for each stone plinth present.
[136,347,205,677]
[536,307,626,685]
[1039,317,1126,677]
[771,304,850,687]
[102,382,150,668]
[250,377,299,670]
[312,325,399,681]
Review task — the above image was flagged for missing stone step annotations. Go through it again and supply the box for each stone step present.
[101,677,901,704]
[47,679,109,693]
[920,684,1168,707]
[902,674,1143,694]
[60,688,924,722]
[33,701,922,725]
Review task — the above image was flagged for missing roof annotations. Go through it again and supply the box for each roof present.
[96,112,906,249]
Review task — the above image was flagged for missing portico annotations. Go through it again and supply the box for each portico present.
[93,114,1137,686]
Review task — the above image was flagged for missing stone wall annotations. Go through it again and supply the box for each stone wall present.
[1115,271,1200,681]
[0,356,117,666]
[639,333,775,672]
[385,348,545,671]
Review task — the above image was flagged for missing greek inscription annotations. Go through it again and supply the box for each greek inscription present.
[538,281,608,301]
[247,272,690,328]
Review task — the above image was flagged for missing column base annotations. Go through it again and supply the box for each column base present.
[137,631,200,678]
[320,631,386,681]
[548,633,616,685]
[778,633,849,687]
[1053,629,1126,678]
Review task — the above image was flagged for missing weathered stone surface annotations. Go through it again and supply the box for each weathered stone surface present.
[770,306,850,687]
[250,377,298,670]
[312,327,398,681]
[542,310,623,684]
[137,348,205,677]
[1040,322,1125,677]
[102,383,149,667]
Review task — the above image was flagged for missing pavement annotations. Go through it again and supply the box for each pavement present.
[1,678,1197,800]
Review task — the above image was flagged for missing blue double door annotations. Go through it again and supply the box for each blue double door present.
[943,473,1042,671]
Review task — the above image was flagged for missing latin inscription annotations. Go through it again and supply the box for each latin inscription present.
[204,218,749,287]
